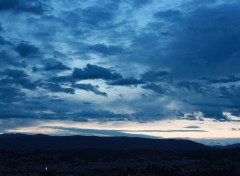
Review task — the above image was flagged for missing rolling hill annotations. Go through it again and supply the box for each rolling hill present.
[0,134,207,150]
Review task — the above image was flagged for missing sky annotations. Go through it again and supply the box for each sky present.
[0,0,240,145]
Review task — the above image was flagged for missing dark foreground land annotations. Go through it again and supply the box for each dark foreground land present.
[0,148,240,176]
[0,134,240,176]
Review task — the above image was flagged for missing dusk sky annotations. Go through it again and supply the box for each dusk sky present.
[0,0,240,145]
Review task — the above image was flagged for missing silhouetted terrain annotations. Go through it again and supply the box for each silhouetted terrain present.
[0,134,207,150]
[0,134,240,176]
[224,143,240,149]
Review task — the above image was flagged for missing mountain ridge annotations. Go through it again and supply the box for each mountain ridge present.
[1,133,239,150]
[0,133,208,150]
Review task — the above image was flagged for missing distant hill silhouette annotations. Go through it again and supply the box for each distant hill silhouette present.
[222,143,240,149]
[0,134,208,150]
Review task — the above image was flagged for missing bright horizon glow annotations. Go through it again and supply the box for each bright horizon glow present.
[2,117,240,146]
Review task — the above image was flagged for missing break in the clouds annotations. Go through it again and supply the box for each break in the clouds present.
[0,0,240,142]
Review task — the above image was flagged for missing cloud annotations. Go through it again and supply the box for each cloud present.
[14,42,40,58]
[141,71,172,83]
[0,69,38,90]
[154,9,182,21]
[0,110,37,119]
[185,0,218,8]
[201,110,228,121]
[130,0,153,7]
[0,86,25,103]
[72,64,122,80]
[162,3,240,77]
[60,2,120,31]
[49,76,74,84]
[40,126,156,138]
[43,83,75,94]
[200,75,240,84]
[1,68,28,78]
[177,81,205,94]
[0,0,240,126]
[80,7,115,27]
[232,128,240,131]
[0,51,26,67]
[142,83,173,95]
[43,59,71,71]
[116,1,240,80]
[73,83,107,97]
[128,129,207,132]
[0,118,39,132]
[0,36,12,45]
[185,126,200,129]
[0,0,46,15]
[108,77,144,86]
[54,110,131,121]
[88,43,123,55]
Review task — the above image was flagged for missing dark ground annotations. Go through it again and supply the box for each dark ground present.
[0,148,240,176]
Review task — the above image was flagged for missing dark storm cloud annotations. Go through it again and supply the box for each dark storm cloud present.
[43,59,71,71]
[72,64,122,80]
[60,1,120,30]
[161,4,240,78]
[73,83,107,97]
[201,110,228,121]
[49,76,74,84]
[1,69,28,78]
[0,95,75,120]
[0,0,46,15]
[40,73,110,96]
[71,110,128,120]
[80,7,115,27]
[141,71,172,83]
[43,83,75,94]
[0,69,38,90]
[0,100,54,119]
[177,81,205,94]
[200,75,240,84]
[14,42,40,58]
[0,36,12,45]
[187,102,232,121]
[108,78,144,86]
[0,51,26,67]
[119,2,240,80]
[0,109,37,119]
[0,86,25,103]
[142,84,173,95]
[181,83,240,120]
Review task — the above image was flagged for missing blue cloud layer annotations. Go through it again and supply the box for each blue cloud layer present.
[0,0,240,123]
